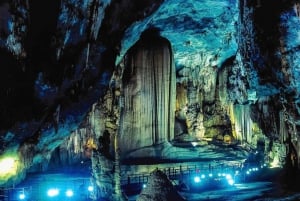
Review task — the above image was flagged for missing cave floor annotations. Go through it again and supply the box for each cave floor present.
[127,181,300,201]
[10,142,298,201]
[122,142,300,201]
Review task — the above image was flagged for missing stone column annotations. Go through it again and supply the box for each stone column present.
[120,31,176,154]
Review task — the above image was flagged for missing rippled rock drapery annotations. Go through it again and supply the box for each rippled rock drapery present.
[119,30,176,155]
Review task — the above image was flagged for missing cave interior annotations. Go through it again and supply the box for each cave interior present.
[1,0,300,200]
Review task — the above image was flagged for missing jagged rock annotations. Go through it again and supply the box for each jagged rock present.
[137,170,185,201]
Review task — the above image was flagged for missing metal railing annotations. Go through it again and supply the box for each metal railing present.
[122,162,243,185]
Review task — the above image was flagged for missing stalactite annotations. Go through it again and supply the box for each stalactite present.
[6,0,29,57]
[231,104,253,144]
[88,0,111,41]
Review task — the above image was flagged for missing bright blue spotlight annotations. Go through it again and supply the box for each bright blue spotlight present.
[66,189,73,197]
[19,193,25,200]
[88,186,94,192]
[201,174,205,179]
[246,171,250,175]
[218,173,221,177]
[226,174,232,180]
[142,184,147,188]
[47,188,59,197]
[228,179,234,185]
[209,173,213,177]
[194,176,201,183]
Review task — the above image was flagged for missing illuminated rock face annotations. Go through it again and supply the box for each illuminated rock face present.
[120,32,176,154]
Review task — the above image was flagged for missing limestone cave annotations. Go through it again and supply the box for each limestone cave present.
[1,0,300,200]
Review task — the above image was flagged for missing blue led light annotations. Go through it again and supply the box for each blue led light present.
[194,176,201,183]
[19,193,25,200]
[66,189,73,197]
[47,188,59,197]
[226,174,232,180]
[88,186,94,192]
[228,179,234,185]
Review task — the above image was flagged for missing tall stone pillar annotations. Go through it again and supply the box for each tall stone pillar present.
[120,30,176,154]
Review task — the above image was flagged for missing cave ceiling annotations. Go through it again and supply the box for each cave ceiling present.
[117,0,238,68]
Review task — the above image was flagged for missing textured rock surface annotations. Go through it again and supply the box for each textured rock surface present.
[137,170,185,201]
[119,30,176,154]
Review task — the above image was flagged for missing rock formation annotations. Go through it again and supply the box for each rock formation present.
[119,29,176,154]
[137,170,185,201]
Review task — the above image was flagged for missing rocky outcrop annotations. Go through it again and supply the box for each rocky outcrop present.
[137,170,185,201]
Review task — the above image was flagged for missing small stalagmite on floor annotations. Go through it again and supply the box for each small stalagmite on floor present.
[137,169,186,201]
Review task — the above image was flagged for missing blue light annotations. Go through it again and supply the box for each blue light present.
[226,174,232,180]
[194,176,201,183]
[66,189,73,197]
[246,171,250,175]
[201,174,205,179]
[142,184,147,188]
[228,179,235,185]
[209,173,213,177]
[88,186,94,192]
[47,188,59,197]
[19,193,25,200]
[218,173,221,177]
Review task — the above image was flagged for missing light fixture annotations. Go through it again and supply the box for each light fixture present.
[228,178,235,186]
[66,189,73,197]
[194,176,201,183]
[19,193,25,200]
[191,142,198,147]
[0,157,18,177]
[47,188,59,197]
[88,186,94,192]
